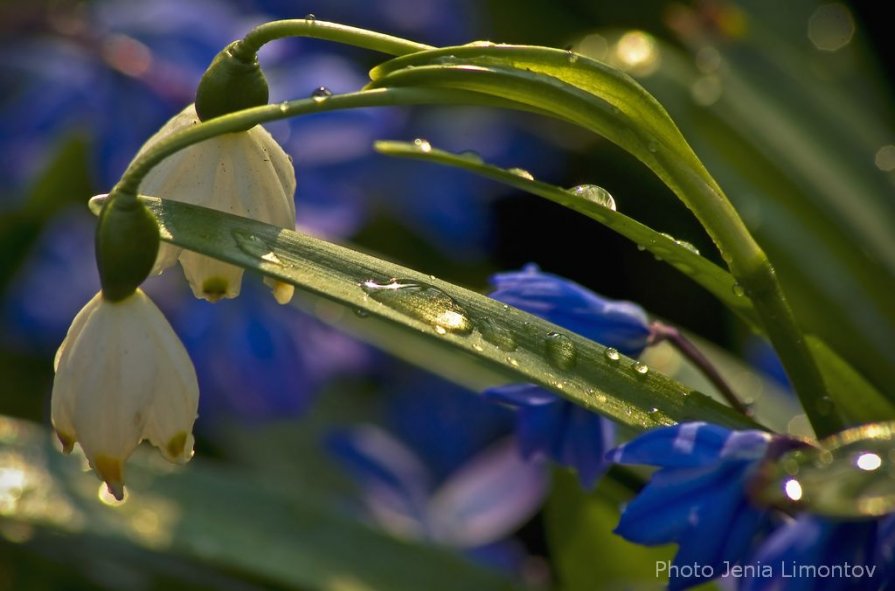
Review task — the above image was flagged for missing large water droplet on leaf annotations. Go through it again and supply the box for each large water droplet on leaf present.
[361,279,474,336]
[545,331,577,370]
[568,184,616,211]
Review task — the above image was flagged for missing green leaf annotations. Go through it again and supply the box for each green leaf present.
[807,337,895,425]
[633,36,895,396]
[374,141,890,428]
[374,140,760,330]
[89,194,756,432]
[0,416,516,591]
[755,421,895,518]
[363,45,843,435]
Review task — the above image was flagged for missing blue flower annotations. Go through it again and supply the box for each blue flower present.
[487,264,651,356]
[327,424,549,550]
[482,264,651,488]
[739,514,895,591]
[608,422,779,591]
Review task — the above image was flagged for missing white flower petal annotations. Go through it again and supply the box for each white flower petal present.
[178,251,243,301]
[50,290,200,498]
[151,243,182,276]
[136,105,296,301]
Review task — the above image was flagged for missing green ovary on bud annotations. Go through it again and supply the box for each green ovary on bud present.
[195,40,269,129]
[95,196,160,302]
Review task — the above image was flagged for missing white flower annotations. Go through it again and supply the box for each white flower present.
[52,289,199,500]
[137,104,296,304]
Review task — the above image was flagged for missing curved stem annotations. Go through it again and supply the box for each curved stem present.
[115,87,507,196]
[649,322,751,417]
[239,18,432,57]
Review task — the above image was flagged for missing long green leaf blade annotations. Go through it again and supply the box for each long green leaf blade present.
[374,140,760,328]
[90,195,756,432]
[373,141,893,424]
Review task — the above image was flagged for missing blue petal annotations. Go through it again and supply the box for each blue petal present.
[559,406,615,488]
[608,422,771,468]
[615,462,740,546]
[488,265,650,356]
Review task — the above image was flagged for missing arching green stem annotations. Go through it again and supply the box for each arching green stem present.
[114,87,517,198]
[237,18,432,58]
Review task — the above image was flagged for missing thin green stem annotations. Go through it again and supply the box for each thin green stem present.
[239,18,432,57]
[662,157,842,437]
[115,87,507,196]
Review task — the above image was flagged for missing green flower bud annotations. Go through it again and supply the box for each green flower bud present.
[95,196,160,302]
[195,41,269,129]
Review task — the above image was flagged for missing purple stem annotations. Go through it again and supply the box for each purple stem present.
[648,322,752,417]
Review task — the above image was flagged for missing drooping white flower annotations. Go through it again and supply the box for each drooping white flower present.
[136,104,296,304]
[52,289,199,500]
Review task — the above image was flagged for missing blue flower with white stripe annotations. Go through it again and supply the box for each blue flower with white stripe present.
[608,422,785,591]
[482,264,651,488]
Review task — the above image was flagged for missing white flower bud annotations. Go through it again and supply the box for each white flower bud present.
[136,104,296,303]
[52,290,199,500]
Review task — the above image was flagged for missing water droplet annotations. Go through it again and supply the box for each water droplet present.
[278,102,289,113]
[732,283,745,297]
[567,50,579,64]
[675,239,700,255]
[232,230,283,265]
[479,318,517,352]
[604,347,620,362]
[508,167,534,181]
[311,86,332,102]
[647,140,658,153]
[856,452,882,471]
[784,478,803,501]
[458,150,483,163]
[568,184,616,211]
[545,332,577,370]
[472,343,484,352]
[304,13,316,21]
[354,308,369,318]
[413,138,432,153]
[505,356,519,367]
[361,279,473,335]
[632,361,649,375]
[636,244,646,252]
